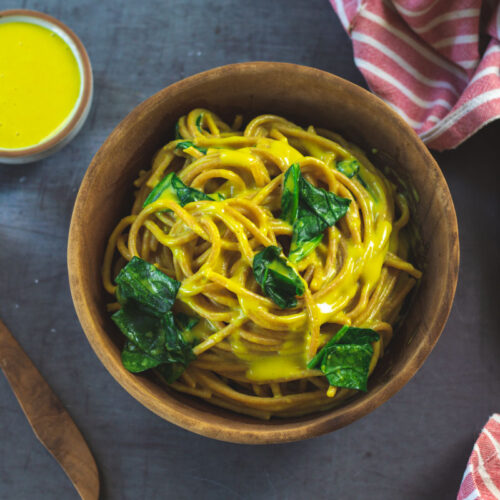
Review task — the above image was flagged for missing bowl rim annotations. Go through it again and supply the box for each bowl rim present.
[0,9,93,159]
[68,61,459,444]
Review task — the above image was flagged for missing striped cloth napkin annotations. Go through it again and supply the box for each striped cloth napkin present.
[329,0,500,151]
[458,414,500,500]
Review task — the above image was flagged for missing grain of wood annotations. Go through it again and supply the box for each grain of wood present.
[0,319,99,500]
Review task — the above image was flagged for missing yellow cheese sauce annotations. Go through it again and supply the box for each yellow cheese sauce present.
[171,137,401,383]
[203,142,396,382]
[0,21,81,149]
[104,109,422,418]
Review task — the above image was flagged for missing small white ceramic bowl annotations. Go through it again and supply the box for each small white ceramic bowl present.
[0,10,93,164]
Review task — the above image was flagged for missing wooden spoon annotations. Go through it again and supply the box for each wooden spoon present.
[0,318,99,500]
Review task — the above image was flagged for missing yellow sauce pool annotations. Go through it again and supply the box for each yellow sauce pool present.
[0,21,81,149]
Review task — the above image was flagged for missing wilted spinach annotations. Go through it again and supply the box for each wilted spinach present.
[196,113,204,132]
[175,141,208,155]
[116,311,197,376]
[307,325,379,391]
[115,256,180,317]
[281,163,351,262]
[253,245,305,309]
[143,172,213,208]
[112,257,198,381]
[121,340,165,373]
[336,159,374,197]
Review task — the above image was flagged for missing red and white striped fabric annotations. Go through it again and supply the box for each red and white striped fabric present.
[457,414,500,500]
[329,0,500,151]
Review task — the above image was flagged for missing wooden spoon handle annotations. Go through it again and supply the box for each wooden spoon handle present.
[0,318,100,500]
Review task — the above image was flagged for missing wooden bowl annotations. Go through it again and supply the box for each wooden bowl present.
[68,62,459,444]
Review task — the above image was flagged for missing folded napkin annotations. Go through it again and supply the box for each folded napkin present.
[458,414,500,499]
[329,0,500,150]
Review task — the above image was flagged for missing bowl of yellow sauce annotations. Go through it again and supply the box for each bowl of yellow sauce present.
[0,10,92,164]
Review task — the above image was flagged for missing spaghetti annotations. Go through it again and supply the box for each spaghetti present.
[102,109,422,419]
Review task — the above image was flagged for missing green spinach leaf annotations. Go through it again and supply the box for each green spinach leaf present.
[174,312,199,333]
[115,257,180,317]
[156,363,185,383]
[334,326,381,345]
[162,311,197,366]
[297,172,352,233]
[121,340,163,373]
[307,325,379,391]
[253,246,305,309]
[289,230,324,265]
[281,163,300,224]
[175,141,207,155]
[336,159,373,195]
[196,113,204,132]
[143,172,213,208]
[113,307,170,360]
[336,159,360,178]
[114,311,197,376]
[170,173,213,206]
[112,257,198,381]
[281,163,351,262]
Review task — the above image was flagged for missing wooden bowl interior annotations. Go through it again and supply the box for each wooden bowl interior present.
[69,63,458,443]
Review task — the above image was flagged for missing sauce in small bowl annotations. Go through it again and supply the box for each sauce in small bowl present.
[0,10,92,164]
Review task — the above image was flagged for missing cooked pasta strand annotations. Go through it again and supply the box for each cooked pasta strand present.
[104,110,421,418]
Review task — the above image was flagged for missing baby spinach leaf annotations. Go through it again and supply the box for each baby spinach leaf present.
[156,363,185,383]
[175,141,208,154]
[174,312,199,333]
[112,307,171,360]
[113,309,197,378]
[281,164,351,262]
[121,341,163,373]
[307,325,379,391]
[143,172,213,208]
[336,159,373,195]
[162,312,197,366]
[196,113,204,132]
[308,326,379,369]
[321,344,374,391]
[253,245,305,309]
[307,325,349,370]
[281,162,300,224]
[336,159,360,178]
[115,257,180,317]
[114,311,196,376]
[143,173,176,207]
[289,231,323,263]
[298,174,352,231]
[113,308,196,364]
[170,173,213,206]
[334,326,380,345]
[112,257,198,381]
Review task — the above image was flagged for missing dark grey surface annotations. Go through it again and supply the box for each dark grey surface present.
[0,0,499,498]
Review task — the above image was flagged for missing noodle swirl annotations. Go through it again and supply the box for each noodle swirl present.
[103,109,422,419]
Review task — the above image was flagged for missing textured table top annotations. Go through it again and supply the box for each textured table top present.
[1,0,499,498]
